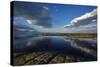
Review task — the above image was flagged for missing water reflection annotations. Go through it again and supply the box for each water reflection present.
[14,36,97,65]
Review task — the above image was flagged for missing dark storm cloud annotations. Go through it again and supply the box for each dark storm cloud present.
[13,1,52,28]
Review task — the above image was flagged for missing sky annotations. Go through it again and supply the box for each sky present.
[13,1,97,33]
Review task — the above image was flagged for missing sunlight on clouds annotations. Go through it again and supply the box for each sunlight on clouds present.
[26,20,33,24]
[43,6,49,10]
[26,19,38,25]
[70,8,97,24]
[64,8,97,29]
[64,8,97,33]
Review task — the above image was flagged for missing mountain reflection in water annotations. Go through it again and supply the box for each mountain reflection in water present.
[13,36,97,65]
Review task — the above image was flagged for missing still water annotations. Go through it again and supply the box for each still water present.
[14,36,97,61]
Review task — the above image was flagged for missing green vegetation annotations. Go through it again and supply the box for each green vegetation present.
[40,33,97,38]
[64,33,97,38]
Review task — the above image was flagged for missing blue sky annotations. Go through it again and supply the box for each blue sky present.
[13,1,97,33]
[46,4,96,28]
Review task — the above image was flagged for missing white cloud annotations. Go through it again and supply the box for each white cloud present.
[43,6,49,10]
[26,20,33,25]
[64,8,97,33]
[92,19,96,22]
[26,19,38,25]
[70,23,97,33]
[64,8,97,28]
[71,9,97,24]
[17,28,27,31]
